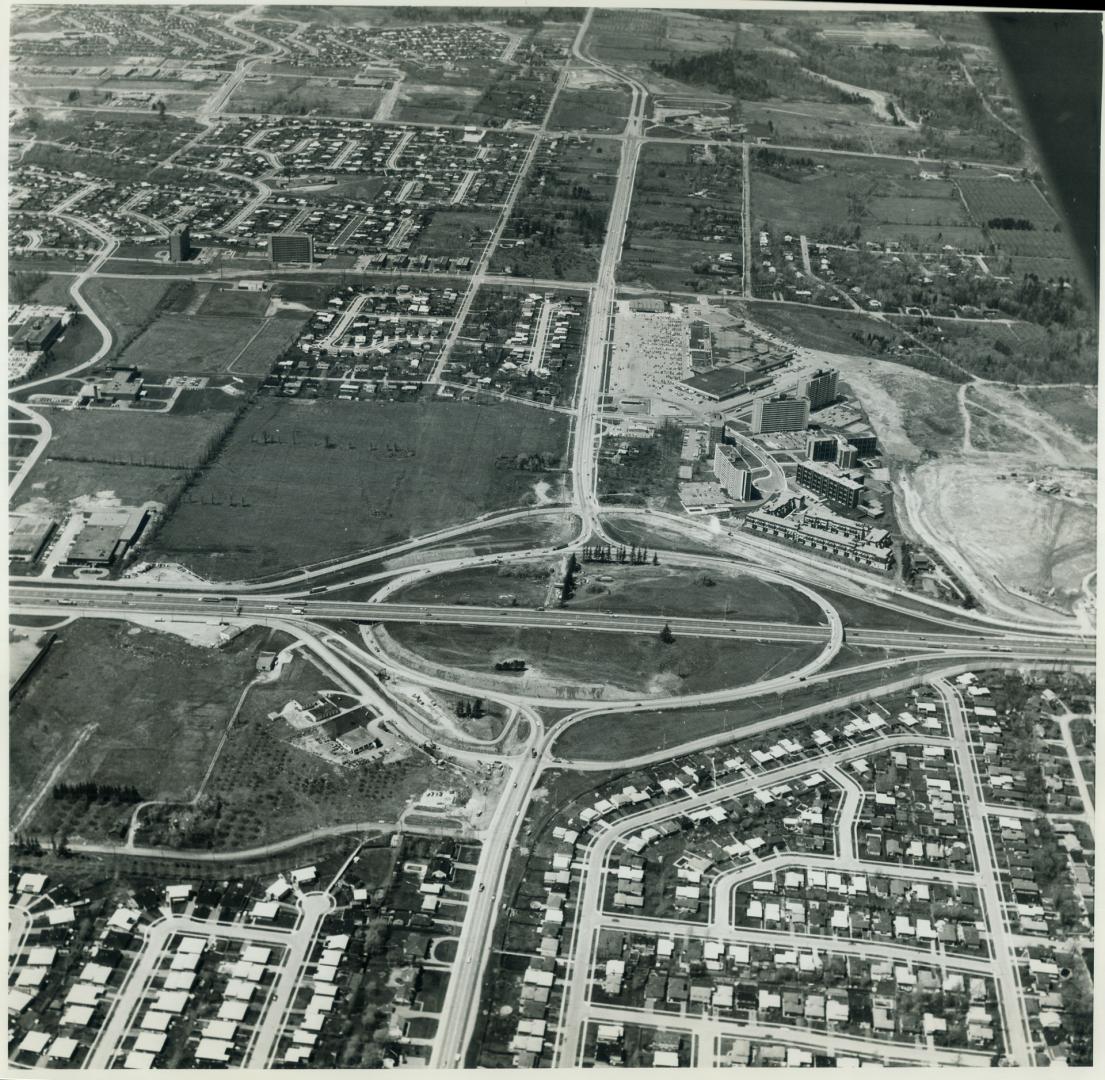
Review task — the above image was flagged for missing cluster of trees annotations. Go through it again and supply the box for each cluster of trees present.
[987,216,1035,231]
[494,658,526,672]
[599,422,685,504]
[782,30,1025,164]
[580,544,659,565]
[650,43,862,105]
[753,148,817,181]
[559,553,579,605]
[53,781,142,804]
[9,270,48,304]
[453,698,486,719]
[498,451,563,472]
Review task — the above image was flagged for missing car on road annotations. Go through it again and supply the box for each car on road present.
[478,884,485,892]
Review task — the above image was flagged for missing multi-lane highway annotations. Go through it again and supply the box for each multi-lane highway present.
[10,584,1095,670]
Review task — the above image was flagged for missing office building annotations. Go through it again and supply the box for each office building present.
[169,223,191,263]
[269,232,314,265]
[835,441,858,469]
[751,394,810,435]
[11,316,63,354]
[805,432,837,462]
[796,460,863,510]
[796,368,839,411]
[712,443,753,501]
[846,431,878,457]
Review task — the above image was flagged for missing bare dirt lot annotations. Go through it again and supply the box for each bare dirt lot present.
[789,341,1097,615]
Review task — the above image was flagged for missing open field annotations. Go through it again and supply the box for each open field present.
[551,653,979,761]
[10,620,279,840]
[752,148,979,248]
[148,398,571,581]
[394,560,825,624]
[549,86,630,134]
[118,311,303,377]
[12,404,241,521]
[137,652,445,851]
[601,513,723,556]
[1015,386,1097,445]
[407,209,499,257]
[386,623,821,698]
[226,76,385,117]
[393,82,483,125]
[741,100,928,157]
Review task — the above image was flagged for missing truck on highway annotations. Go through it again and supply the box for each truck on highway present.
[291,607,305,615]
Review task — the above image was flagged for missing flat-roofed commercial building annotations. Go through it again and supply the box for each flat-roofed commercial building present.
[269,232,314,265]
[11,316,63,354]
[9,517,57,563]
[795,460,863,510]
[751,394,809,435]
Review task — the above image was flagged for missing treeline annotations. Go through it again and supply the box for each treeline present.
[987,217,1035,231]
[496,451,563,472]
[581,544,659,565]
[453,697,486,718]
[53,781,143,804]
[650,45,863,105]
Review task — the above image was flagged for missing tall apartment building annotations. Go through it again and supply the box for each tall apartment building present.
[751,394,810,435]
[712,443,753,501]
[269,232,314,265]
[169,223,191,263]
[795,460,863,510]
[796,367,839,411]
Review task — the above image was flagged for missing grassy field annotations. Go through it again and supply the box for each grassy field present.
[79,276,173,360]
[1016,386,1097,443]
[137,653,444,851]
[549,87,630,133]
[601,513,723,555]
[226,77,384,117]
[752,149,979,249]
[10,620,280,840]
[552,653,973,760]
[407,209,499,256]
[392,561,553,608]
[12,404,240,520]
[395,560,826,625]
[118,312,302,377]
[149,398,571,581]
[387,623,821,697]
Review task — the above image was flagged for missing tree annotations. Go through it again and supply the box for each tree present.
[659,623,675,645]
